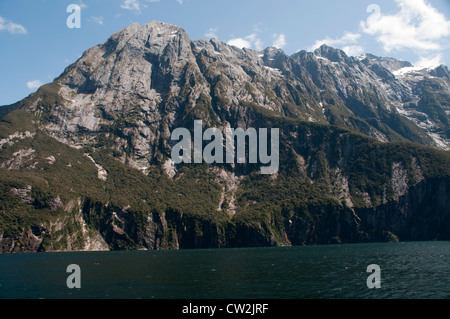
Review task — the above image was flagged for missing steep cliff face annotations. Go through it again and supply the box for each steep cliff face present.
[0,198,109,253]
[0,21,449,253]
[17,21,449,167]
[357,178,450,241]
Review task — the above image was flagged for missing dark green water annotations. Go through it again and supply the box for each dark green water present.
[0,241,449,299]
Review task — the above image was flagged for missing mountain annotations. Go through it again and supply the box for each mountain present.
[1,21,449,253]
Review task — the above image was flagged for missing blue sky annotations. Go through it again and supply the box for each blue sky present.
[1,0,450,105]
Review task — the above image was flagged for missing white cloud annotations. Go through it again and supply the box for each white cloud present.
[253,23,263,33]
[27,80,43,90]
[309,32,364,56]
[228,37,252,50]
[310,32,361,51]
[415,54,442,68]
[176,0,183,4]
[120,0,160,13]
[272,33,287,49]
[90,16,104,25]
[145,0,160,5]
[228,33,263,50]
[78,1,88,9]
[205,27,218,39]
[0,16,27,34]
[340,32,361,44]
[360,0,450,52]
[121,0,141,13]
[246,33,263,50]
[342,45,365,57]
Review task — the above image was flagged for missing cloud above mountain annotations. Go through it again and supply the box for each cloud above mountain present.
[309,32,364,57]
[361,0,450,52]
[359,0,450,67]
[308,0,450,61]
[228,33,263,50]
[272,33,287,49]
[26,80,42,90]
[120,0,162,14]
[0,16,27,34]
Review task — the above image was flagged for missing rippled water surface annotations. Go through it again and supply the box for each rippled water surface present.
[0,241,449,299]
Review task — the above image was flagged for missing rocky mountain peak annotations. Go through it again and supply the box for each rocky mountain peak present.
[361,53,413,73]
[58,21,193,92]
[5,20,450,158]
[110,20,189,46]
[313,44,349,63]
[1,21,450,253]
[430,64,450,79]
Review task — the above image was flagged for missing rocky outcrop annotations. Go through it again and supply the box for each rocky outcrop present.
[0,198,109,253]
[358,178,450,241]
[0,172,448,253]
[0,21,449,253]
[13,21,448,170]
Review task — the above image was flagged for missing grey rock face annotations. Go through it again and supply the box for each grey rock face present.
[3,22,447,195]
[1,21,449,253]
[21,22,448,171]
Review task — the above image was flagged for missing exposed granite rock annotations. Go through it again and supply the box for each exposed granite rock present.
[0,21,449,253]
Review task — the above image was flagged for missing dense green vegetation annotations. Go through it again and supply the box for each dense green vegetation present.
[0,81,449,252]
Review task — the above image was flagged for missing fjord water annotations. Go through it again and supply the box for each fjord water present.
[0,242,449,299]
